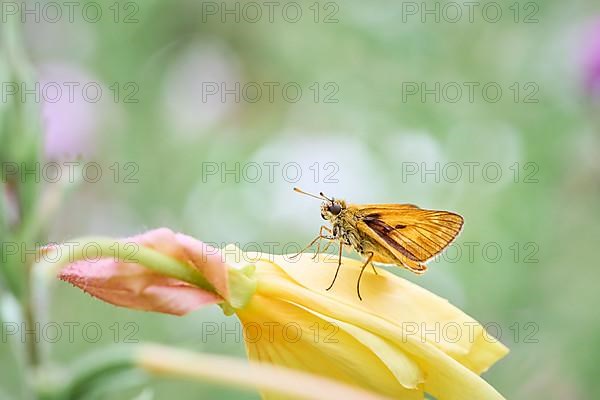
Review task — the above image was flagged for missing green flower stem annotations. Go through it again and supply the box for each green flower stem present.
[0,235,28,300]
[46,343,390,400]
[47,345,137,400]
[0,294,35,398]
[134,344,392,400]
[33,237,216,293]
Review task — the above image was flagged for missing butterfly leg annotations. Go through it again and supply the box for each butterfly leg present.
[312,225,332,259]
[291,226,334,259]
[326,239,344,291]
[319,226,336,255]
[357,252,375,301]
[321,239,335,255]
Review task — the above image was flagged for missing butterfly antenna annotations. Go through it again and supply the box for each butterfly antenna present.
[319,192,333,202]
[293,187,327,201]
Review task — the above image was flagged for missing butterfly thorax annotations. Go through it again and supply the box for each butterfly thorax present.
[321,200,370,254]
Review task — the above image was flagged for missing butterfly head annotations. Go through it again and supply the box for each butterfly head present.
[293,187,346,221]
[320,198,345,220]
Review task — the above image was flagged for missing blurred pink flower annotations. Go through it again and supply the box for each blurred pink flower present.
[59,228,229,315]
[40,63,105,160]
[583,18,600,95]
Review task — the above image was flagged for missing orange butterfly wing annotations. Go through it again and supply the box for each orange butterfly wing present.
[354,204,464,271]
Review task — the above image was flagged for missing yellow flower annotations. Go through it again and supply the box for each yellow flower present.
[228,247,508,400]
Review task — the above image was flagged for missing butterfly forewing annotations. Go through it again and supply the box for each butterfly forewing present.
[356,205,464,263]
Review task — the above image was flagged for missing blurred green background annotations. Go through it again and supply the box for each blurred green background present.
[1,0,600,399]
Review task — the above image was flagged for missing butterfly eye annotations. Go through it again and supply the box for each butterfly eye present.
[328,203,342,215]
[321,212,327,220]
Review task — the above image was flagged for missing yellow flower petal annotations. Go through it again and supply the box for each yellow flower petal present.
[304,307,425,390]
[259,274,506,400]
[270,253,509,373]
[238,295,424,399]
